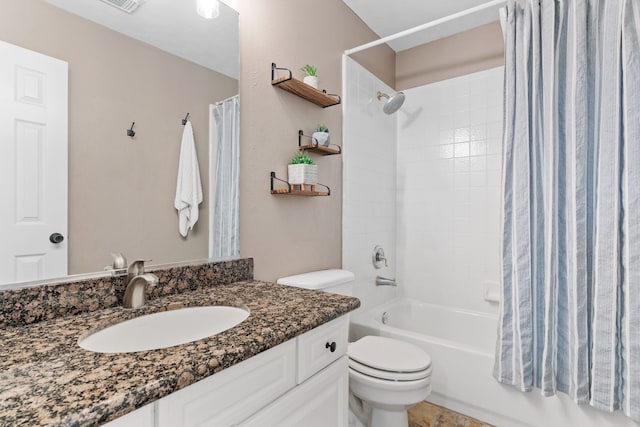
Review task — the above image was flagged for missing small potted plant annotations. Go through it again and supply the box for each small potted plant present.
[312,123,330,147]
[288,151,317,188]
[300,64,318,89]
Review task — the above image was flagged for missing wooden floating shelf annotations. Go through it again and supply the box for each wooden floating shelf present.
[270,172,330,196]
[272,76,341,108]
[298,130,341,155]
[271,63,341,108]
[271,188,330,196]
[298,144,341,155]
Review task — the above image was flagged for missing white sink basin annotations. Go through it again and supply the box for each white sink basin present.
[79,306,249,353]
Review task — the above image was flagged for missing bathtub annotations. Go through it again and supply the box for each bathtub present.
[349,298,638,427]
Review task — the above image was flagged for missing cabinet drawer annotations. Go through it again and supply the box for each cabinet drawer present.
[157,339,296,427]
[297,315,348,383]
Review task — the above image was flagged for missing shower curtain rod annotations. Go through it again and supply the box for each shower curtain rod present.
[214,94,239,105]
[343,0,506,56]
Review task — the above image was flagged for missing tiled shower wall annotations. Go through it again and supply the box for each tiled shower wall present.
[342,57,397,311]
[396,67,504,314]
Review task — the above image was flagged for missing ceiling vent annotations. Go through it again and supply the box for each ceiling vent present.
[98,0,140,13]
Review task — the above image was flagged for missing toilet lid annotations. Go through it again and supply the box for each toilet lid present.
[349,358,432,381]
[348,336,432,373]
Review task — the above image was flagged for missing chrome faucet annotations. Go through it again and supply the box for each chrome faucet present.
[123,259,158,309]
[375,276,397,287]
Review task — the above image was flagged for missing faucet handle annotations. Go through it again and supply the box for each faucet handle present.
[372,245,387,269]
[111,253,127,270]
[128,259,152,277]
[140,273,159,285]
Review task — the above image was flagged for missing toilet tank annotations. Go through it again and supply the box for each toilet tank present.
[276,269,354,296]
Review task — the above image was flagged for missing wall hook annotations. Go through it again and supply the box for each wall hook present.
[127,122,136,137]
[182,113,190,125]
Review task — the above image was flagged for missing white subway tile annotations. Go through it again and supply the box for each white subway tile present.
[470,156,487,172]
[470,140,487,156]
[454,142,470,157]
[440,144,454,159]
[454,157,470,173]
[454,127,470,143]
[470,124,486,141]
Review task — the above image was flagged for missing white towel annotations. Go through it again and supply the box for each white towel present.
[174,121,203,237]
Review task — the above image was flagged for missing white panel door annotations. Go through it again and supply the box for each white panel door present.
[0,40,68,286]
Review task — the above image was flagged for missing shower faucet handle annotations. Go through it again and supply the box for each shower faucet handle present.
[372,245,388,269]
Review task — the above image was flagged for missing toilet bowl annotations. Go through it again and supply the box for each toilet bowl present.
[348,335,431,427]
[277,270,433,427]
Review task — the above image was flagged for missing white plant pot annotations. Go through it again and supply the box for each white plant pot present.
[288,164,318,185]
[312,132,330,147]
[303,75,319,89]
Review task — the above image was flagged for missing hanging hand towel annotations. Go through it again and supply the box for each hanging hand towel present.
[174,121,203,237]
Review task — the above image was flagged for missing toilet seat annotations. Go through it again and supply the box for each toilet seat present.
[347,336,432,382]
[349,357,431,381]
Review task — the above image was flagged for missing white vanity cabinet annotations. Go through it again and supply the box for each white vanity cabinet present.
[104,316,349,427]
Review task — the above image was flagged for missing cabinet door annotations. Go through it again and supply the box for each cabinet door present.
[157,339,296,427]
[240,356,348,427]
[103,403,154,427]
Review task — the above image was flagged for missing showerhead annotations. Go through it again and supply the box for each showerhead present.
[377,91,406,115]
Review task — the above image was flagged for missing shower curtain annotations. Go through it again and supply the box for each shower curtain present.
[495,0,640,420]
[209,95,240,259]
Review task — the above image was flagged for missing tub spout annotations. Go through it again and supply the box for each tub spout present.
[376,276,397,287]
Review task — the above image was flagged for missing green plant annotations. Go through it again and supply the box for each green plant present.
[300,64,317,77]
[290,151,315,165]
[314,123,329,133]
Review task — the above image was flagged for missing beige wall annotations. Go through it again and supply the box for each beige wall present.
[237,0,395,282]
[0,0,238,274]
[396,22,504,90]
[1,0,500,284]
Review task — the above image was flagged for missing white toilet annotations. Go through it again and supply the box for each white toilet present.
[277,269,432,427]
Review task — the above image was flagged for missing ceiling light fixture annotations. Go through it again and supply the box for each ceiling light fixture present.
[197,0,220,19]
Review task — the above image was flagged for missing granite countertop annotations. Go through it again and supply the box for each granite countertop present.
[0,280,360,426]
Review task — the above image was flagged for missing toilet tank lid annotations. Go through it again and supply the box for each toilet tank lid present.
[276,269,354,290]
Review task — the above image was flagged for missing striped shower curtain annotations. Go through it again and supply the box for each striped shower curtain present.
[495,0,640,420]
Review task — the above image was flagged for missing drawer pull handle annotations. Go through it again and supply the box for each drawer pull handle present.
[326,341,337,352]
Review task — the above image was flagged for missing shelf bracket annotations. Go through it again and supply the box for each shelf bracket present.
[271,63,292,83]
[298,129,319,148]
[271,171,291,193]
[320,90,341,105]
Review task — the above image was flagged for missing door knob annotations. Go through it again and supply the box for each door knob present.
[325,341,337,353]
[49,233,64,244]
